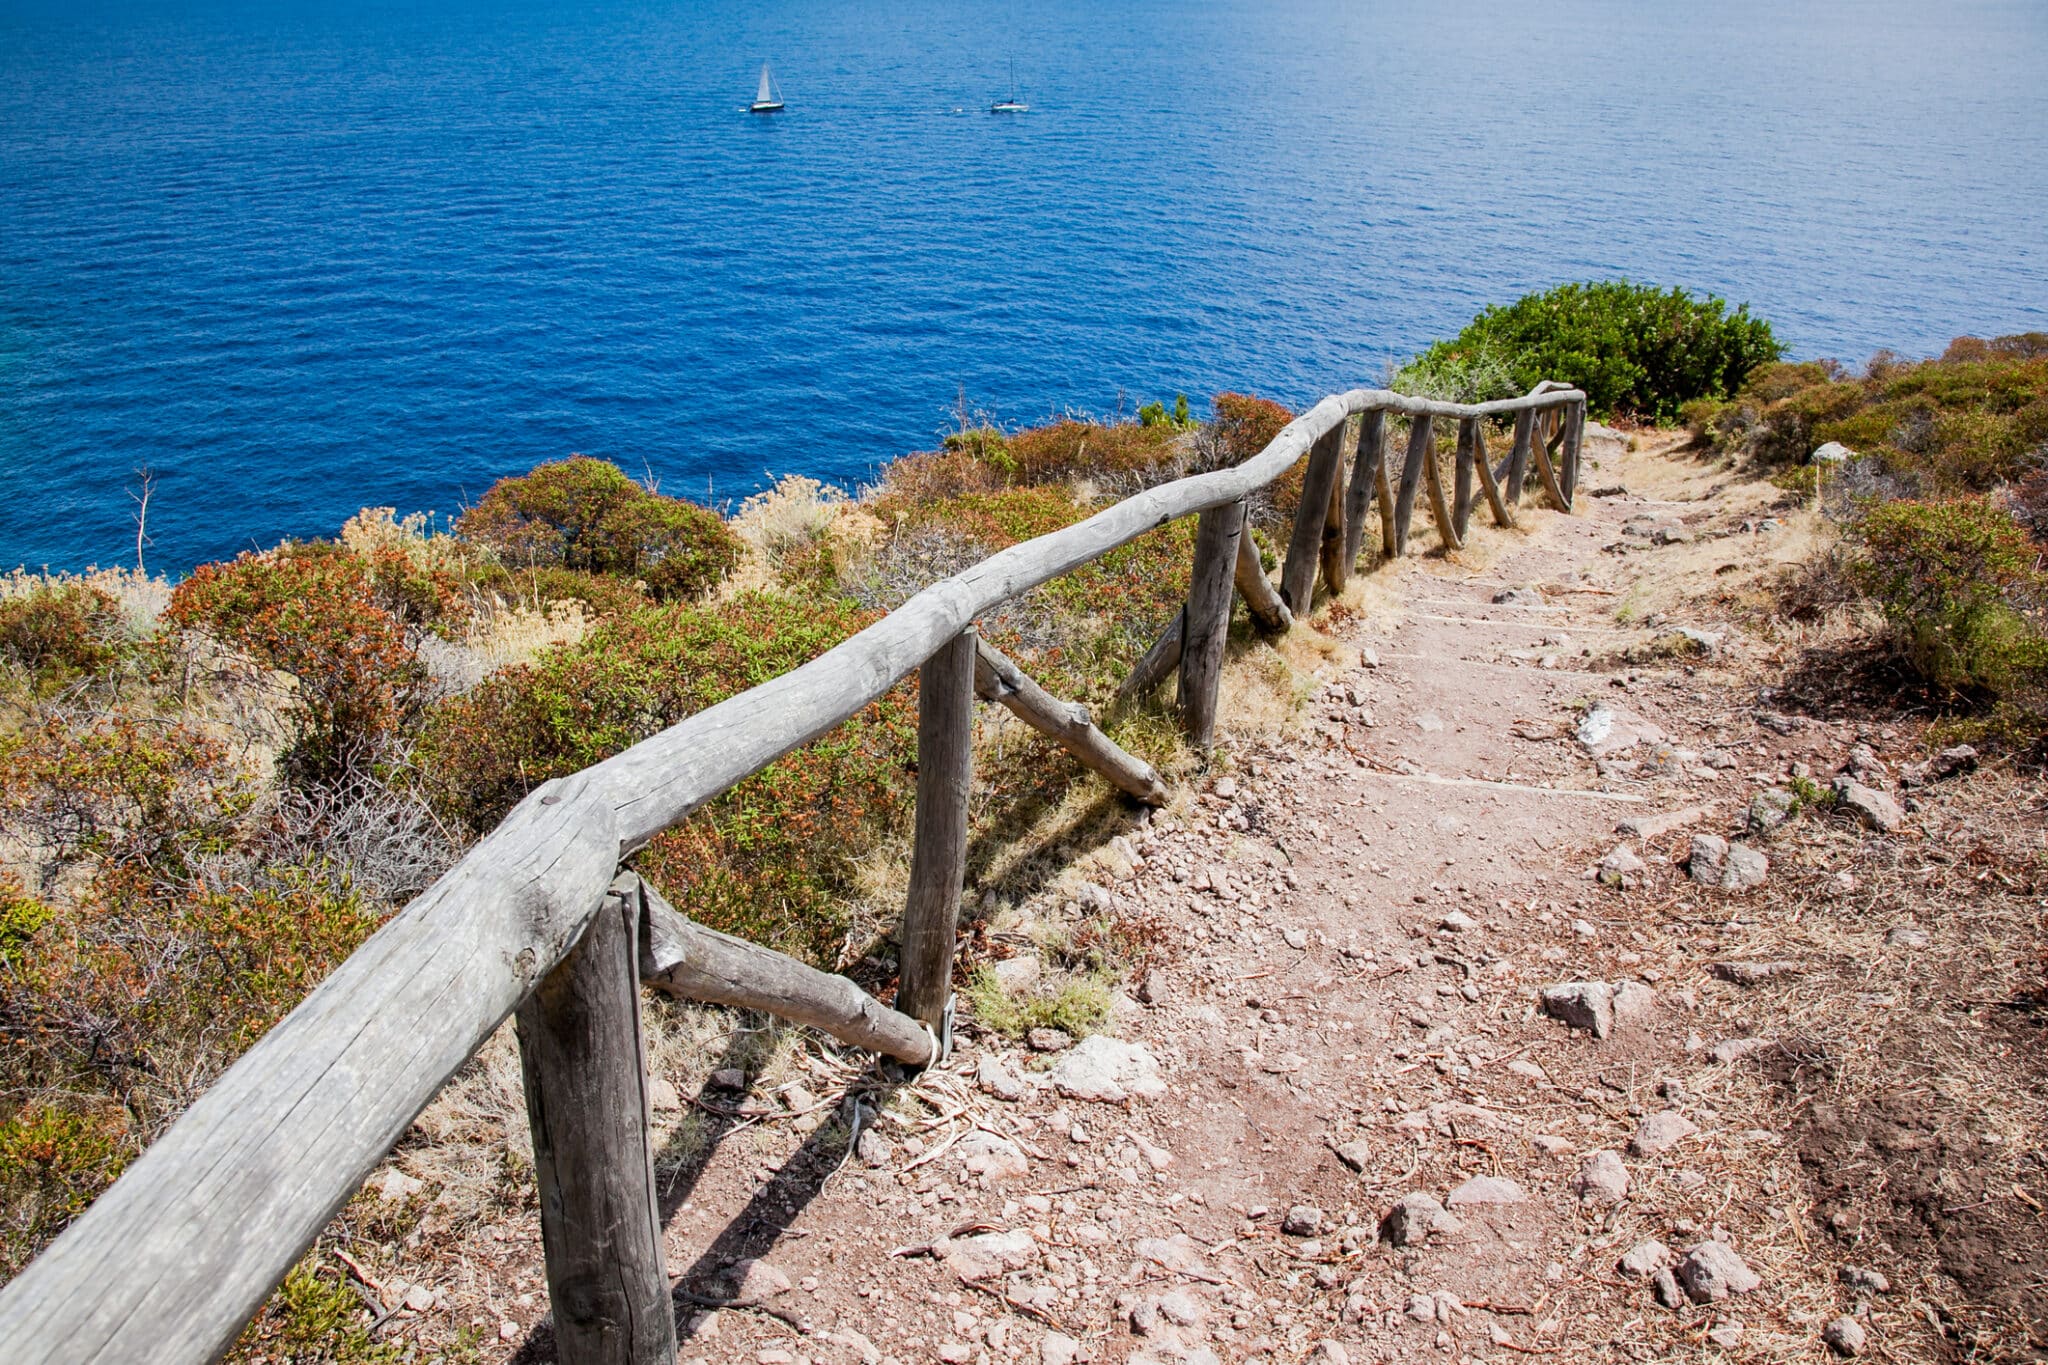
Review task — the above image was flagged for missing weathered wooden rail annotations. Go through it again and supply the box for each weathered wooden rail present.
[0,383,1583,1364]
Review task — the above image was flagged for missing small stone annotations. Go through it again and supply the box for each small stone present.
[1651,1269,1684,1309]
[954,1129,1029,1183]
[1619,1239,1672,1278]
[1706,1324,1744,1349]
[401,1283,436,1312]
[1577,1150,1630,1204]
[1630,1110,1700,1156]
[1211,775,1239,800]
[1445,1175,1527,1207]
[1404,1293,1437,1323]
[1597,844,1646,889]
[1311,1342,1350,1365]
[1711,960,1802,985]
[1137,969,1169,1004]
[1360,646,1381,669]
[1824,1316,1868,1356]
[1073,881,1114,913]
[1612,979,1657,1026]
[1283,927,1310,950]
[1334,1139,1372,1173]
[1540,981,1615,1038]
[1834,777,1903,832]
[936,1344,975,1364]
[758,1351,794,1365]
[1578,703,1665,757]
[1128,1299,1160,1335]
[376,1168,424,1203]
[1886,926,1930,950]
[708,1068,747,1091]
[1719,842,1768,890]
[991,954,1041,992]
[1439,909,1478,932]
[1531,1134,1572,1155]
[1616,807,1704,839]
[1283,1204,1325,1236]
[1934,744,1979,777]
[976,1052,1027,1102]
[1380,1191,1459,1247]
[1041,1332,1080,1365]
[856,1128,895,1168]
[942,1230,1041,1281]
[1508,1058,1548,1082]
[1050,1035,1167,1103]
[1711,1037,1771,1065]
[1157,1290,1205,1326]
[1675,1242,1762,1302]
[721,1259,793,1302]
[1027,1027,1073,1053]
[1840,1265,1890,1295]
[1749,787,1798,834]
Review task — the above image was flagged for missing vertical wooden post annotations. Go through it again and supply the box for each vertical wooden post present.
[1375,451,1398,556]
[897,627,976,1029]
[516,881,677,1365]
[1422,432,1464,551]
[1318,418,1352,595]
[1341,408,1386,572]
[1179,498,1245,751]
[1391,414,1433,555]
[1452,417,1479,539]
[1469,417,1514,526]
[1503,407,1534,506]
[1561,399,1586,507]
[1279,424,1345,613]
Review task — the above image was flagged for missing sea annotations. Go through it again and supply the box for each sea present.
[2,0,2044,575]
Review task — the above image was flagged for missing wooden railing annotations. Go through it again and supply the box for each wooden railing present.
[0,382,1584,1365]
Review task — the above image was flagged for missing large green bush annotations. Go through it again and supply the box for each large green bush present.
[1855,497,2048,698]
[457,456,741,601]
[1399,281,1782,421]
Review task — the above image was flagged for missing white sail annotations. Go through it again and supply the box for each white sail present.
[756,63,775,105]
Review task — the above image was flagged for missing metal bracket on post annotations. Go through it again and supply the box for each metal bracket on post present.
[939,993,956,1064]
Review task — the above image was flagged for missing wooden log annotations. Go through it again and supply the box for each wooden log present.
[635,877,933,1065]
[1375,448,1398,556]
[0,777,624,1365]
[1178,498,1244,750]
[1422,424,1464,551]
[1234,533,1292,634]
[896,628,976,1029]
[1318,418,1352,594]
[517,879,676,1365]
[1452,417,1479,539]
[973,638,1168,805]
[1468,417,1513,526]
[1279,424,1345,612]
[1390,414,1433,554]
[1114,608,1184,709]
[1341,408,1386,571]
[1502,407,1535,506]
[1561,399,1585,506]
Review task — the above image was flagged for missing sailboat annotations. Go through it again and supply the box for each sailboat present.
[990,60,1027,114]
[749,62,785,114]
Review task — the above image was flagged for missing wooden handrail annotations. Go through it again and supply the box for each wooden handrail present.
[0,380,1585,1365]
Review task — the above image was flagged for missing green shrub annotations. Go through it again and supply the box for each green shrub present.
[0,1104,130,1279]
[1401,281,1782,421]
[418,592,915,966]
[1855,497,2048,696]
[166,544,423,783]
[456,456,740,600]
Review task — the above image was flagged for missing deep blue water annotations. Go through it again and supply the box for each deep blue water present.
[3,0,2045,575]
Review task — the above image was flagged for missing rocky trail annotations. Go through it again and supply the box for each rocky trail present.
[381,431,2047,1365]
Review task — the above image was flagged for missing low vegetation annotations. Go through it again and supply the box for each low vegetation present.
[1690,335,2048,740]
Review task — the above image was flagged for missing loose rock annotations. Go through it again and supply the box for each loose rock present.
[1049,1036,1167,1103]
[1675,1242,1762,1302]
[1445,1175,1527,1207]
[1380,1192,1460,1247]
[1283,1205,1324,1236]
[976,1053,1027,1102]
[1823,1315,1868,1357]
[1833,777,1903,832]
[1577,1150,1630,1204]
[1597,845,1646,889]
[1619,1239,1673,1278]
[1630,1110,1699,1156]
[1540,981,1615,1038]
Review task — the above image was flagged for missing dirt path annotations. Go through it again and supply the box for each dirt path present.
[421,430,2038,1365]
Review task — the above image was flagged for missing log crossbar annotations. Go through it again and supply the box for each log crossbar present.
[0,381,1585,1365]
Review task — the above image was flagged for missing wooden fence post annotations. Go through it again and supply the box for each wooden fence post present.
[1179,498,1245,750]
[1391,414,1433,554]
[516,879,677,1365]
[1375,450,1399,556]
[1341,408,1386,574]
[897,627,976,1030]
[1452,417,1479,539]
[1468,416,1513,526]
[1279,424,1345,612]
[1561,399,1585,506]
[1503,407,1534,506]
[1318,418,1352,595]
[1233,535,1292,634]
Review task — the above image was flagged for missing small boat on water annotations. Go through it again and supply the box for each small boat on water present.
[749,62,785,114]
[990,60,1027,113]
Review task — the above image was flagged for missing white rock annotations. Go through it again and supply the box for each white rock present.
[1834,777,1903,832]
[1720,842,1769,890]
[1597,845,1646,889]
[1440,909,1479,932]
[1630,1110,1699,1156]
[1824,1315,1868,1357]
[376,1168,424,1203]
[1710,1037,1770,1065]
[976,1052,1027,1102]
[955,1130,1029,1183]
[991,954,1041,992]
[1577,1150,1630,1204]
[1380,1192,1460,1247]
[1578,703,1664,757]
[1049,1036,1166,1103]
[1886,925,1930,950]
[1676,1242,1762,1302]
[942,1230,1040,1281]
[1041,1332,1081,1365]
[1619,1239,1672,1278]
